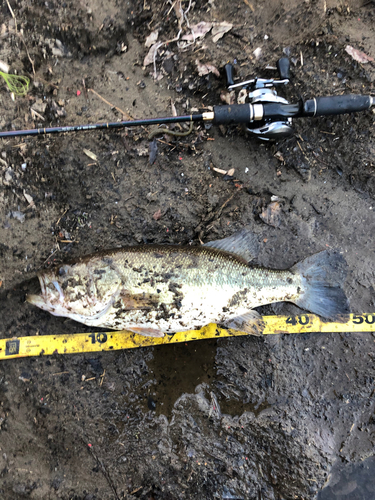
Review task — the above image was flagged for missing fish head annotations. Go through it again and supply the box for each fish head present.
[26,261,117,320]
[27,264,77,316]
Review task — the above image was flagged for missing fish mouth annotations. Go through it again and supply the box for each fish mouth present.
[26,274,57,310]
[27,274,67,313]
[26,275,46,307]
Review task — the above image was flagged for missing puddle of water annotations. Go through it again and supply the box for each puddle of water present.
[219,397,272,418]
[146,338,217,416]
[318,456,375,500]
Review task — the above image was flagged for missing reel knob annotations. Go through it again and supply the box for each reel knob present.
[276,58,290,80]
[224,63,235,87]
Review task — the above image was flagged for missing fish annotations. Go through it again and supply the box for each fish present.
[26,230,349,337]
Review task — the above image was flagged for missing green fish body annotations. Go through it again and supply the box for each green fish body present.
[27,232,349,337]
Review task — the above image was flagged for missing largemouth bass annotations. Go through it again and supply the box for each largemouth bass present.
[27,231,349,337]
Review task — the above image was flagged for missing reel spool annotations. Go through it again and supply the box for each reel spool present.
[225,57,294,140]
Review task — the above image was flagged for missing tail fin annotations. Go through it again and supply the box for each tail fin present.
[291,251,350,319]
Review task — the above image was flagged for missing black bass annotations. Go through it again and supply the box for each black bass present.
[27,231,349,337]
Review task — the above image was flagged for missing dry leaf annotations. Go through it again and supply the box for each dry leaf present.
[171,100,177,117]
[174,0,184,30]
[196,59,220,77]
[274,151,284,162]
[220,91,235,105]
[153,208,162,220]
[145,30,159,48]
[260,201,282,228]
[212,22,233,43]
[83,148,98,161]
[345,45,374,64]
[212,167,227,174]
[253,47,262,60]
[237,89,247,105]
[0,59,9,73]
[227,168,235,176]
[23,190,35,208]
[182,22,212,41]
[143,43,161,67]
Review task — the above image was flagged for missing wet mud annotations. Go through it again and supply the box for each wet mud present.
[0,0,375,498]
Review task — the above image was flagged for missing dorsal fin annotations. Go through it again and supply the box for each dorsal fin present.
[204,228,260,263]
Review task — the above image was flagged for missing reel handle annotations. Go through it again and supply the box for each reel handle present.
[276,58,290,80]
[224,63,235,87]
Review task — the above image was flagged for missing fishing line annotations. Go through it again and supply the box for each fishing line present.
[1,313,374,360]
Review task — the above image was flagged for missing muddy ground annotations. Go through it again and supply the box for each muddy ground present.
[0,0,375,498]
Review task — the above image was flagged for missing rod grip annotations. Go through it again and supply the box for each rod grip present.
[303,95,372,116]
[213,104,253,124]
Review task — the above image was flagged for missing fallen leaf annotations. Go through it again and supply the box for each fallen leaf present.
[274,151,284,162]
[212,22,233,43]
[7,210,25,223]
[171,100,177,117]
[23,190,35,208]
[237,89,247,105]
[260,201,282,228]
[196,59,220,77]
[83,149,98,161]
[253,47,262,60]
[143,42,161,67]
[212,167,227,175]
[149,139,158,164]
[182,22,212,41]
[220,91,235,105]
[345,45,374,64]
[153,209,162,220]
[227,168,235,176]
[174,0,184,29]
[145,30,159,48]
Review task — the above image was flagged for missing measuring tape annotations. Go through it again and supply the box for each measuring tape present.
[1,313,374,360]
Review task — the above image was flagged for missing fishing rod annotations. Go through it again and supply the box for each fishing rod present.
[0,58,374,141]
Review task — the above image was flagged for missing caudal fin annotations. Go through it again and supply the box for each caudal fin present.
[291,251,350,319]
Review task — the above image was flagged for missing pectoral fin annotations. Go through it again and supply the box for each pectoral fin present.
[127,327,165,338]
[222,310,265,336]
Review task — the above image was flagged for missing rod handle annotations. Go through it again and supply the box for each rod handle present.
[213,104,253,124]
[303,95,373,116]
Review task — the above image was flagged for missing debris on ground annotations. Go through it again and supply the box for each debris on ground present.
[345,45,374,64]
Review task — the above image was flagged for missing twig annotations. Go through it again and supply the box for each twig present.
[87,442,120,499]
[19,34,35,76]
[56,208,69,226]
[6,1,36,76]
[88,89,133,120]
[43,248,58,265]
[5,0,17,32]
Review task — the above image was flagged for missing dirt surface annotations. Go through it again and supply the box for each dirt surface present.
[1,0,375,498]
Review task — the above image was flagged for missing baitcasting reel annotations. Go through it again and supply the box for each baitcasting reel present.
[225,57,294,141]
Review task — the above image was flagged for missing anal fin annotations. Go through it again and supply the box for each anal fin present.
[127,326,165,338]
[222,310,265,336]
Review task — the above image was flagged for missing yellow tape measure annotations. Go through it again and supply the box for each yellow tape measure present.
[1,313,374,360]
